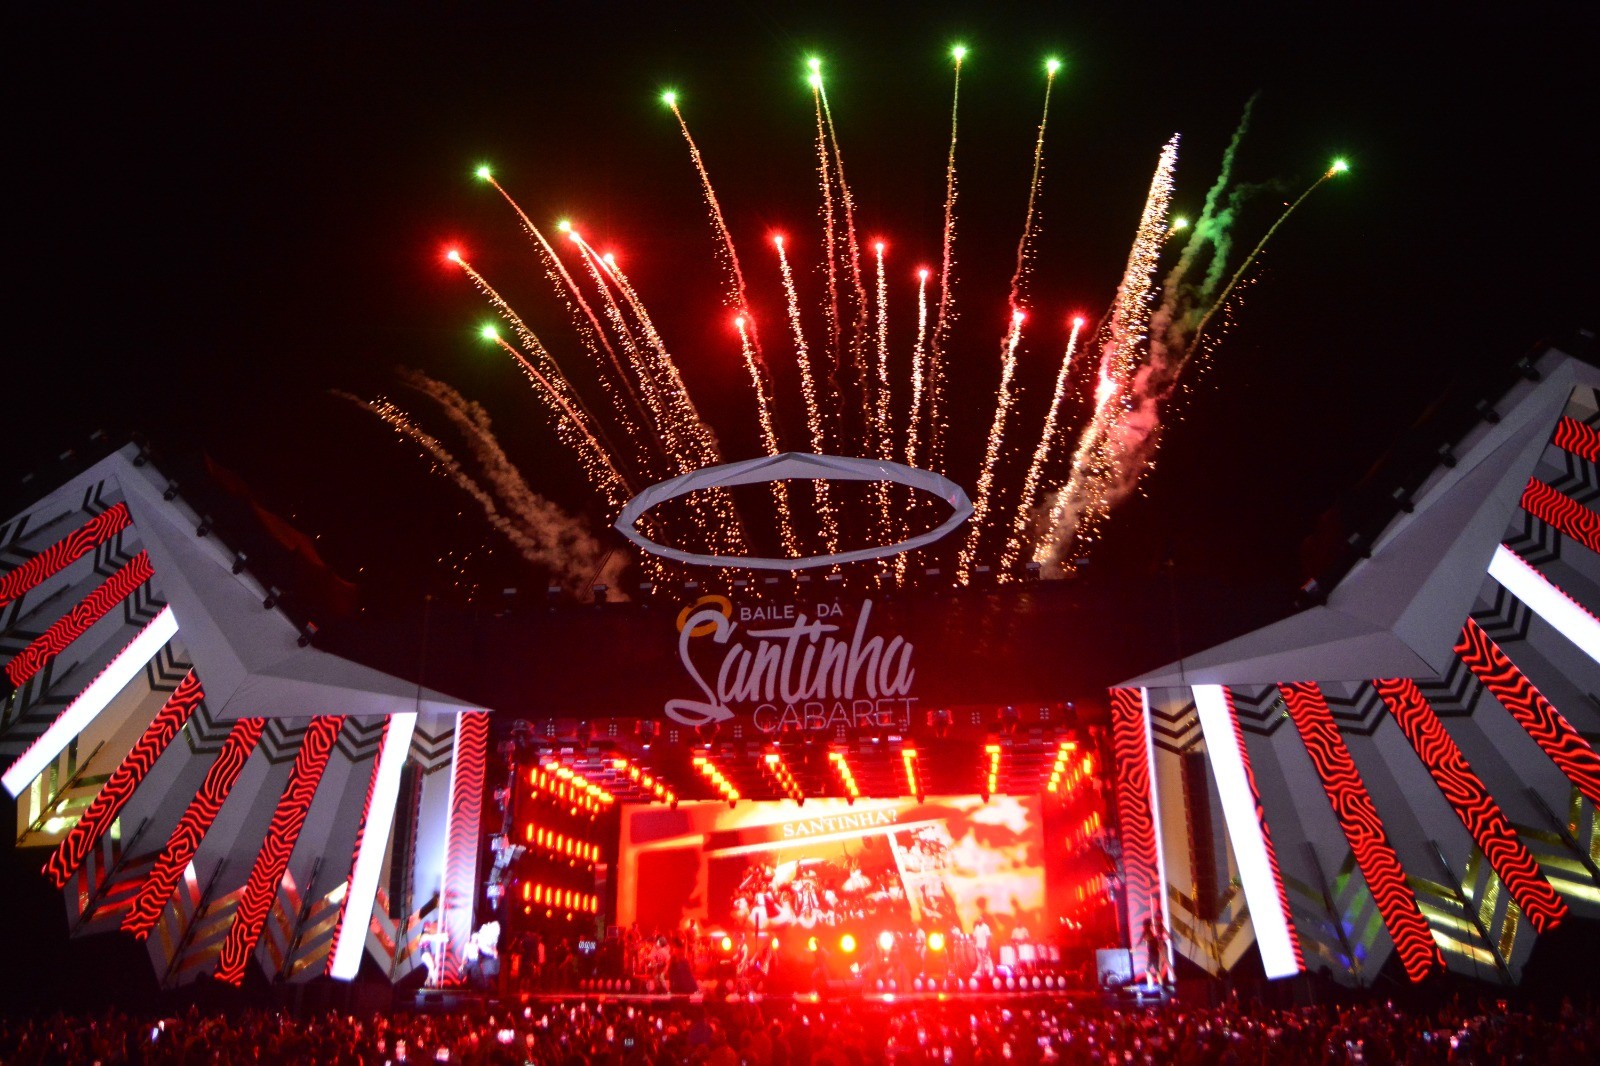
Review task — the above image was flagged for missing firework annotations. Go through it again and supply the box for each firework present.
[926,44,966,475]
[382,54,1342,592]
[959,309,1027,583]
[1002,315,1085,573]
[774,233,842,556]
[1035,135,1180,575]
[735,314,803,557]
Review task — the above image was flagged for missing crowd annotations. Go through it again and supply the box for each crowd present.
[1,992,1596,1064]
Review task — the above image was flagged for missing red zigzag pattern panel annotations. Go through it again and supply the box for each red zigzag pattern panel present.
[1108,688,1163,969]
[440,711,489,987]
[1522,478,1600,555]
[123,717,267,940]
[42,670,205,889]
[1456,617,1600,807]
[1279,681,1441,983]
[1553,416,1600,464]
[0,502,132,609]
[1373,677,1566,933]
[216,715,345,986]
[5,550,156,686]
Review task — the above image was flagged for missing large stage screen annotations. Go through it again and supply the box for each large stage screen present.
[617,796,1046,968]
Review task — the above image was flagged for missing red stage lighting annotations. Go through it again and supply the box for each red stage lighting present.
[720,935,733,953]
[927,931,945,952]
[840,933,857,954]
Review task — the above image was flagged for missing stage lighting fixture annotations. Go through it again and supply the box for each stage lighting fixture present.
[877,930,895,952]
[1025,561,1041,581]
[162,482,179,501]
[683,579,700,594]
[195,515,212,537]
[637,580,654,597]
[546,584,561,602]
[808,936,819,952]
[796,574,812,587]
[132,447,149,467]
[262,587,281,610]
[296,622,318,648]
[1391,486,1414,513]
[839,934,857,954]
[720,936,733,953]
[1514,356,1542,380]
[761,576,780,588]
[732,577,750,591]
[591,584,608,604]
[1475,399,1501,424]
[825,572,843,584]
[927,932,945,952]
[231,551,248,574]
[1437,443,1457,468]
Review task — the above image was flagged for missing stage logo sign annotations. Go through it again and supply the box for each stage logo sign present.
[665,596,916,733]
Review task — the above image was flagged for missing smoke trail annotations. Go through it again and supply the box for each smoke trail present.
[870,241,893,543]
[1035,135,1179,574]
[1002,316,1084,574]
[735,314,802,558]
[959,310,1027,583]
[336,389,609,594]
[927,48,965,474]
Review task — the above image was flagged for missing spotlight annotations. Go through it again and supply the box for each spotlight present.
[721,936,733,953]
[683,579,700,595]
[591,584,608,604]
[839,934,857,954]
[296,622,319,648]
[808,937,819,952]
[927,932,945,952]
[131,448,149,467]
[195,515,212,537]
[231,551,248,575]
[877,930,895,952]
[162,482,179,501]
[262,586,281,610]
[1391,487,1414,514]
[546,584,562,602]
[1024,561,1041,581]
[825,573,843,584]
[1436,443,1456,469]
[1475,399,1500,424]
[637,580,655,597]
[1514,356,1542,381]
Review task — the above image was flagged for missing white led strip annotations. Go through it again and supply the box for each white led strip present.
[1140,689,1174,953]
[328,711,418,980]
[3,605,178,797]
[1489,544,1600,665]
[1192,683,1301,979]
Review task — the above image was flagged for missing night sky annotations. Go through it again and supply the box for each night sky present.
[8,5,1596,649]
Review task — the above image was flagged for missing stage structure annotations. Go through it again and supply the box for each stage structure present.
[0,447,491,989]
[1111,344,1600,987]
[4,340,1598,994]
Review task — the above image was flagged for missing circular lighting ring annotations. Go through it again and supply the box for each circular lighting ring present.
[613,452,972,570]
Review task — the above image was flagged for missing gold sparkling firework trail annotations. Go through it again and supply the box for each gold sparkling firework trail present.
[482,177,654,442]
[809,73,843,367]
[927,48,964,474]
[735,314,802,558]
[959,309,1026,584]
[871,240,893,541]
[448,253,634,471]
[895,266,931,588]
[1036,135,1179,574]
[667,97,769,363]
[576,236,723,470]
[573,233,748,556]
[1008,61,1058,312]
[487,334,632,504]
[1002,315,1084,573]
[817,74,874,449]
[774,235,841,556]
[906,268,931,471]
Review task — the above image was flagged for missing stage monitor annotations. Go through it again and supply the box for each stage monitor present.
[617,796,1047,969]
